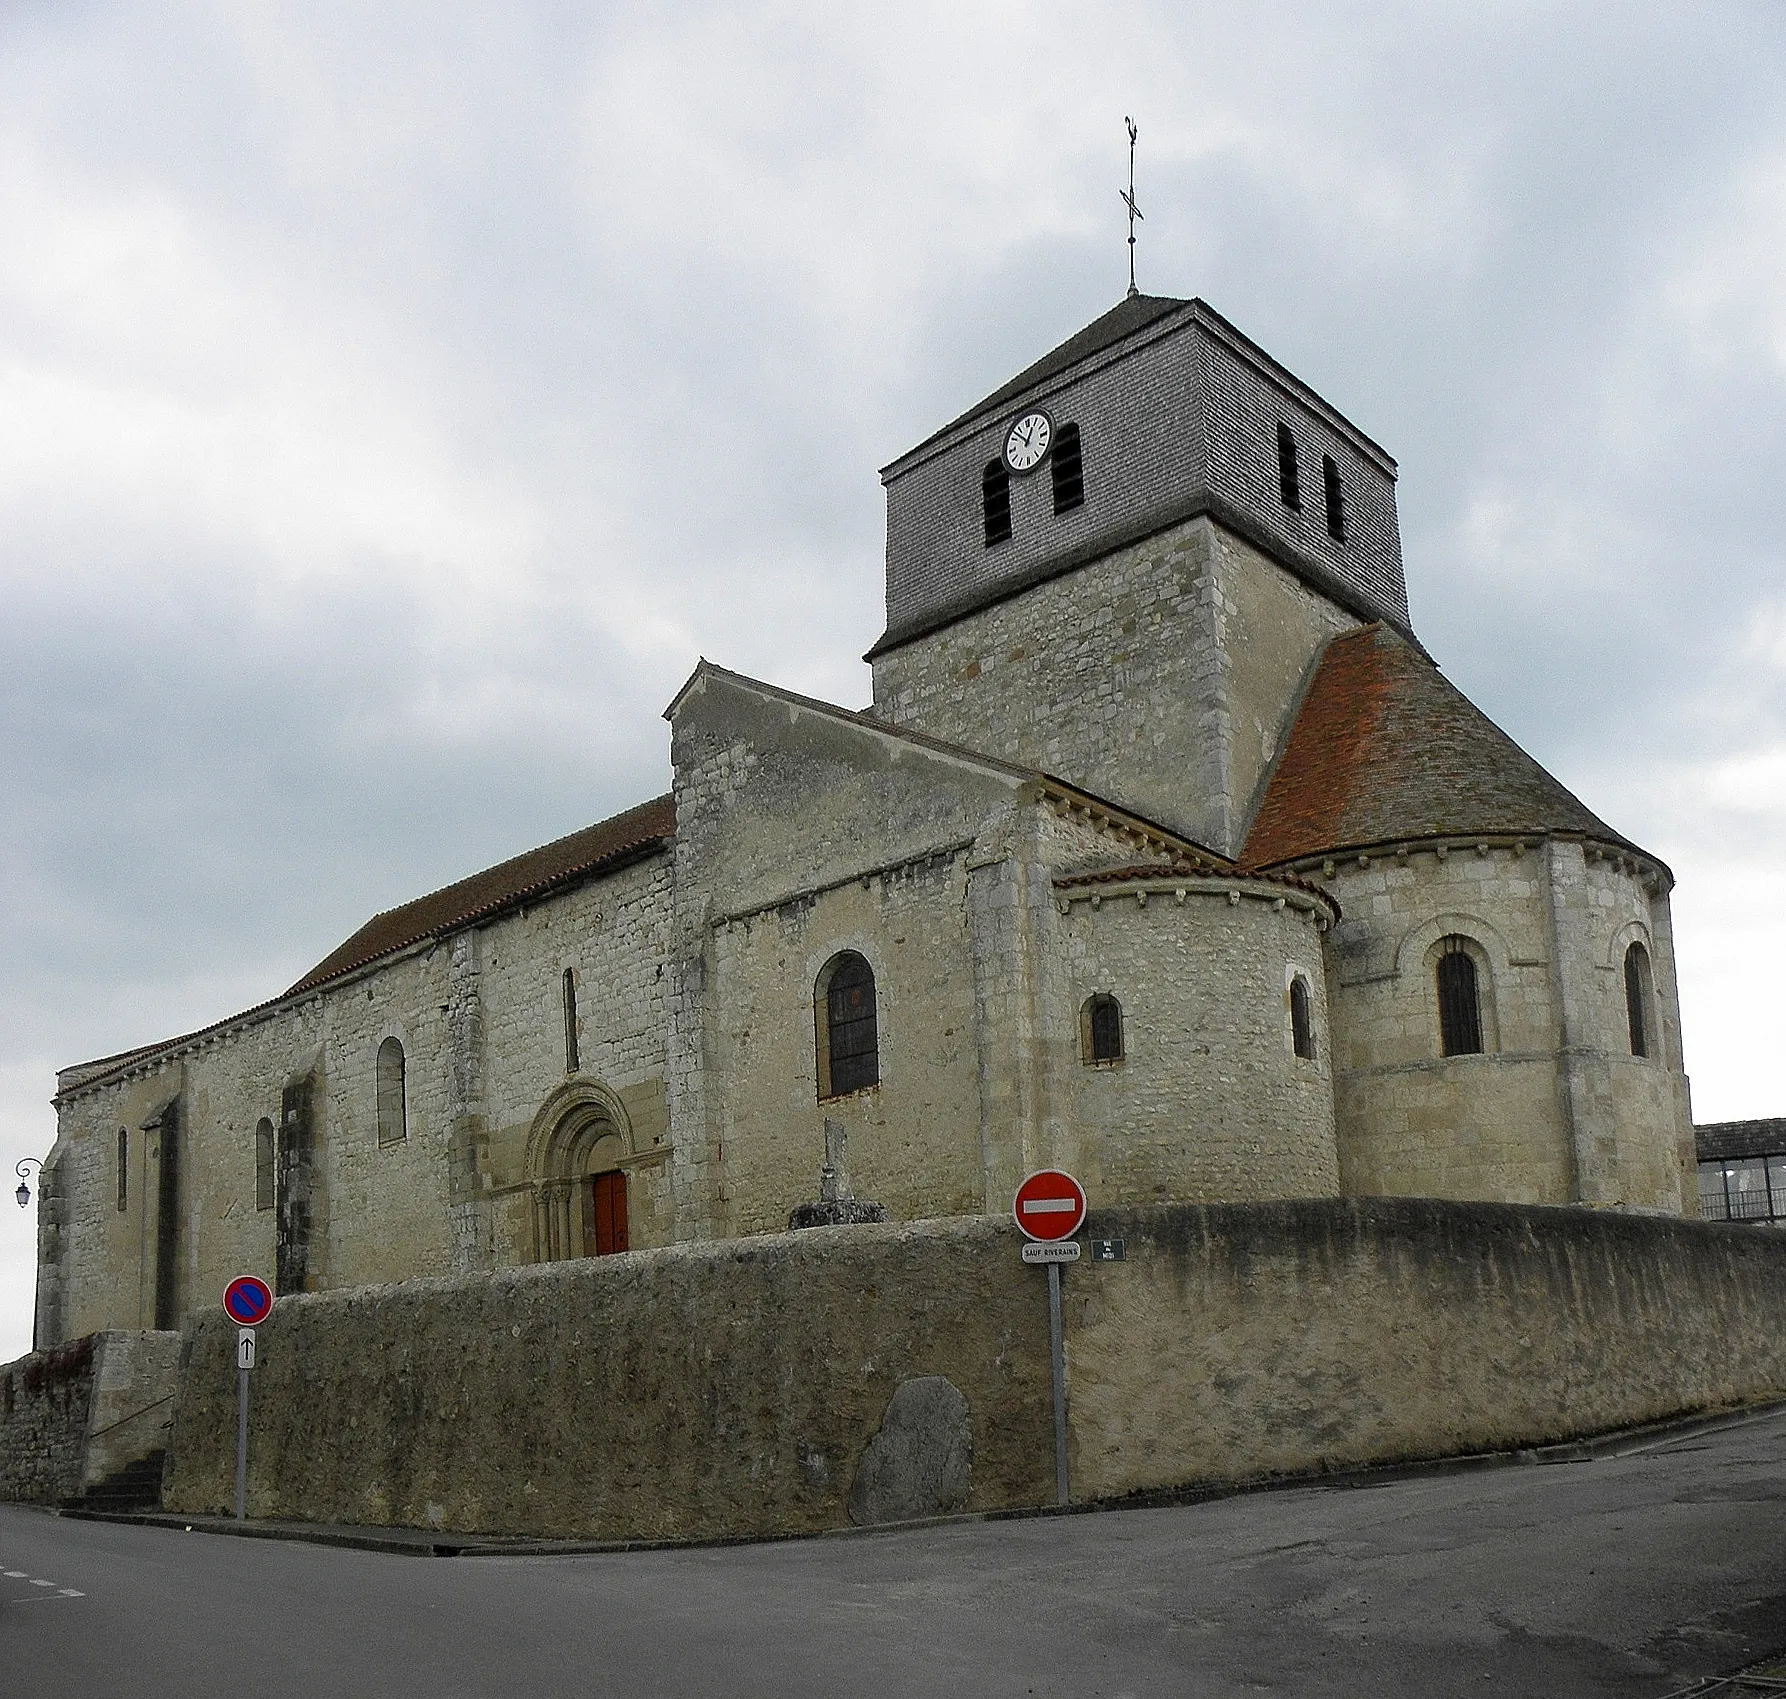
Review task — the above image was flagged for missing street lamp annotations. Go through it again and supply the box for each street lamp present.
[16,1157,43,1209]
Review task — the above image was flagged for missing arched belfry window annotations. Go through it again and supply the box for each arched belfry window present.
[1290,976,1316,1060]
[1081,993,1123,1065]
[1436,936,1483,1057]
[817,952,879,1099]
[1625,942,1653,1059]
[1051,423,1084,514]
[982,458,1012,547]
[376,1037,407,1145]
[255,1118,275,1212]
[1276,423,1302,511]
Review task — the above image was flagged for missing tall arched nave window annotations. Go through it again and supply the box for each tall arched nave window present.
[1435,936,1484,1057]
[817,951,879,1099]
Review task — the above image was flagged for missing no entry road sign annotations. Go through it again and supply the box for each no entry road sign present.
[223,1275,274,1329]
[1013,1169,1087,1243]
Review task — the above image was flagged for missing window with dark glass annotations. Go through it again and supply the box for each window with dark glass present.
[255,1117,276,1212]
[1082,993,1123,1065]
[563,967,580,1074]
[117,1127,128,1212]
[1322,453,1347,542]
[1051,423,1084,514]
[818,952,879,1098]
[1276,423,1302,511]
[1436,936,1483,1056]
[982,459,1012,546]
[1290,977,1316,1060]
[376,1037,407,1144]
[1624,942,1651,1059]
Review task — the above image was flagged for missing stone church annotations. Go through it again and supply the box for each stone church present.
[35,293,1696,1348]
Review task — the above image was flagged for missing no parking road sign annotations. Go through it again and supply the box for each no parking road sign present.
[223,1275,273,1329]
[1013,1169,1087,1242]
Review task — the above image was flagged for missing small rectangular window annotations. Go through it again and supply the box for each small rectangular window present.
[117,1128,128,1212]
[563,968,580,1074]
[1322,454,1347,543]
[1276,424,1301,511]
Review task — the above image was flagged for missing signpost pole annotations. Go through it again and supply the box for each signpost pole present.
[234,1362,249,1523]
[1047,1261,1068,1506]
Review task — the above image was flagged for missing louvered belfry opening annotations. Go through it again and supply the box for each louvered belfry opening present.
[1436,937,1483,1056]
[821,952,879,1097]
[1051,422,1084,513]
[1290,977,1316,1060]
[1625,942,1651,1058]
[1322,453,1347,542]
[982,458,1012,546]
[1276,422,1302,511]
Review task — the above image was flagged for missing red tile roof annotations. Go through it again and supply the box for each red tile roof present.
[1242,625,1641,869]
[285,793,675,996]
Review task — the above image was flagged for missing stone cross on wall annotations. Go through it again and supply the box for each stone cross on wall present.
[819,1118,849,1204]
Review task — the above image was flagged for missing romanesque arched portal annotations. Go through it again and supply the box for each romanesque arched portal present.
[522,1078,636,1262]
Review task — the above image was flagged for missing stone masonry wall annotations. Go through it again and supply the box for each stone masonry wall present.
[159,1200,1786,1541]
[872,515,1355,855]
[47,849,675,1344]
[1051,878,1338,1203]
[1317,838,1692,1211]
[0,1335,97,1502]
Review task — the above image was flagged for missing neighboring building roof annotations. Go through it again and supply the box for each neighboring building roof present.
[1242,624,1649,870]
[1696,1120,1786,1163]
[285,794,676,996]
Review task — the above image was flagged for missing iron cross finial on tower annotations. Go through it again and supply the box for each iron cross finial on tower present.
[1120,115,1144,298]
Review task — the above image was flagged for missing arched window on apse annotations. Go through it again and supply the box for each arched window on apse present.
[376,1038,407,1145]
[817,952,879,1099]
[1625,942,1654,1059]
[1436,936,1484,1057]
[563,968,580,1074]
[117,1128,128,1212]
[255,1118,276,1212]
[1081,993,1124,1065]
[1290,977,1316,1060]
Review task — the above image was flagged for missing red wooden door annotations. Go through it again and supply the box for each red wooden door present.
[584,1169,629,1257]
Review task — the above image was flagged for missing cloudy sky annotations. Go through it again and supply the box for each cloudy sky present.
[3,1,1783,1360]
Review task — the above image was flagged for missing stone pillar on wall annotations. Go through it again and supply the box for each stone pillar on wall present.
[275,1069,321,1296]
[445,930,493,1276]
[965,835,1062,1212]
[1543,839,1618,1204]
[32,1156,67,1351]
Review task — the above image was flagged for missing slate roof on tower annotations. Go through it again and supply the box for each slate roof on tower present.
[1241,624,1656,873]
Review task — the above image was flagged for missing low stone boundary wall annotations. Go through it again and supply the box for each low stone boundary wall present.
[0,1331,182,1502]
[161,1200,1786,1540]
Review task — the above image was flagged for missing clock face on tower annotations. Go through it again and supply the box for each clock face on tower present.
[1003,409,1053,474]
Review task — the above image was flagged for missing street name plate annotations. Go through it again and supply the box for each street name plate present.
[1090,1239,1126,1261]
[237,1328,256,1371]
[1021,1241,1081,1264]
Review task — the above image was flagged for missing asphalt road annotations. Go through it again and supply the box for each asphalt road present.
[7,1409,1786,1698]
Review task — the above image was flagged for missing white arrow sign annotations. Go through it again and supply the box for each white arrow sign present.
[237,1328,256,1371]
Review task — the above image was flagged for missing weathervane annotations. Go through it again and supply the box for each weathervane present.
[1120,115,1143,298]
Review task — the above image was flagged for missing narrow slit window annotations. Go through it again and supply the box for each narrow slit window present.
[982,459,1012,546]
[563,967,580,1074]
[1051,423,1084,514]
[377,1037,407,1145]
[255,1117,275,1212]
[117,1127,128,1212]
[1624,942,1652,1059]
[1276,423,1302,511]
[1322,454,1347,543]
[1436,937,1483,1057]
[818,952,879,1098]
[1082,993,1123,1065]
[1290,977,1316,1060]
